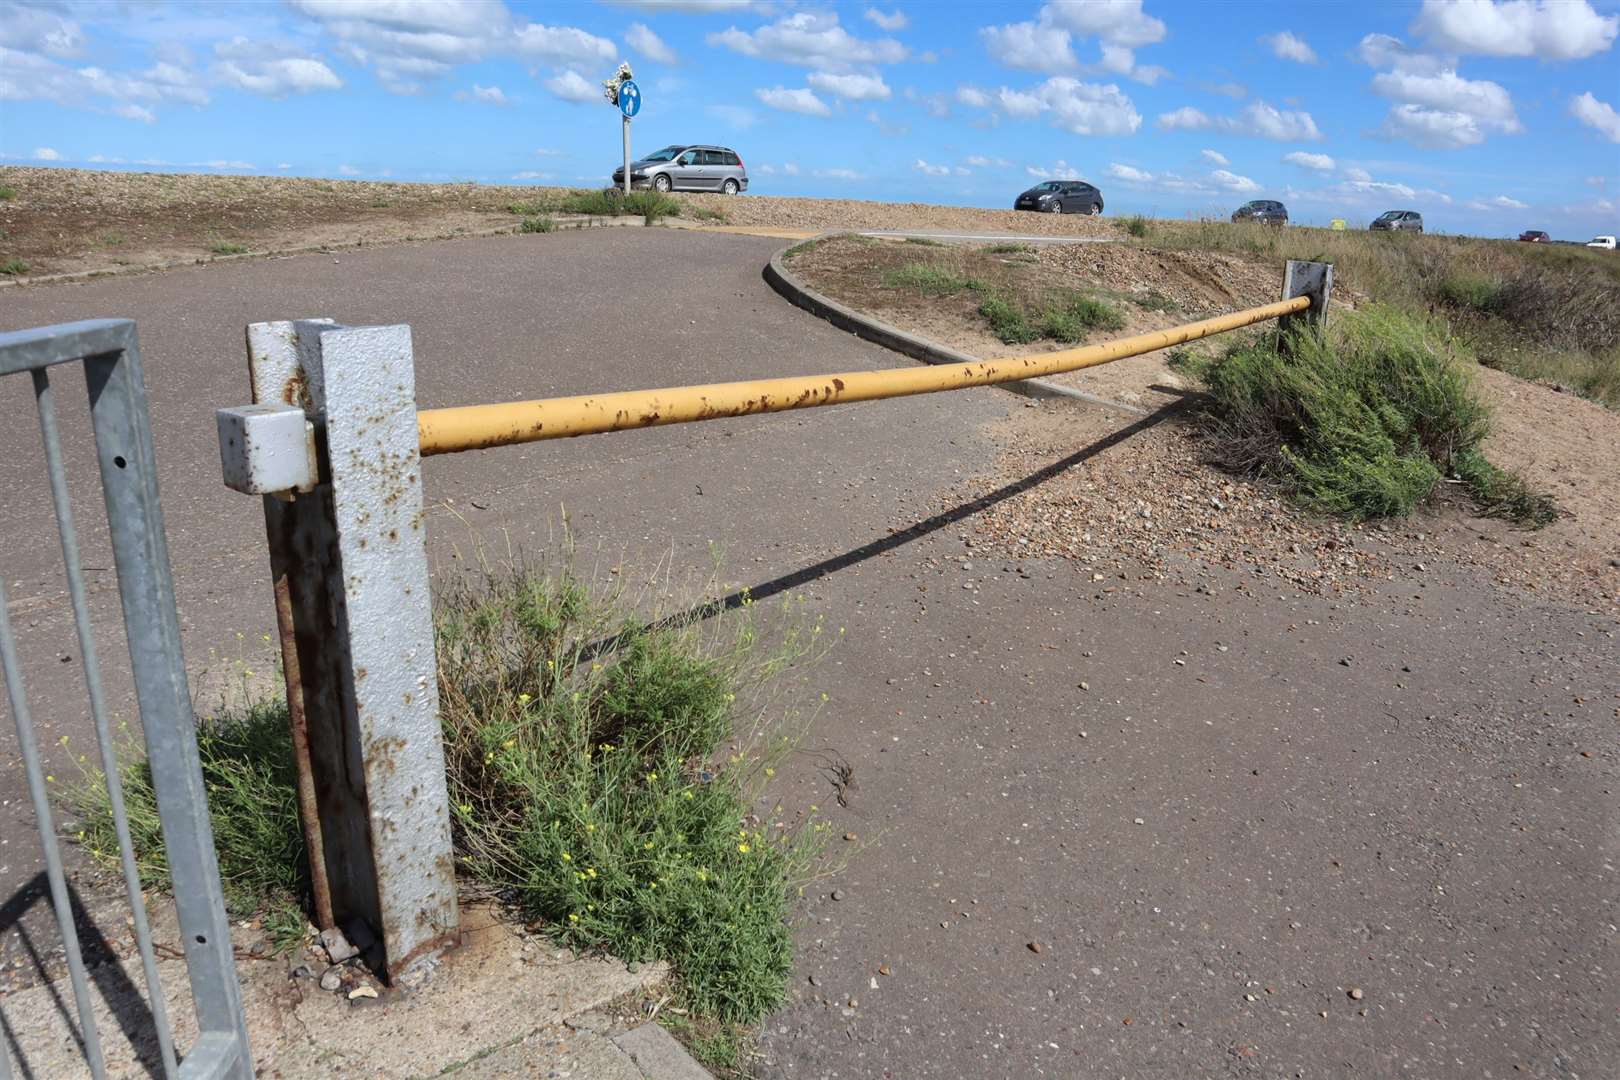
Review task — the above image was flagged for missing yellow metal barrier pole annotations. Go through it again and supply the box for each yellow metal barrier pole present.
[417,295,1308,456]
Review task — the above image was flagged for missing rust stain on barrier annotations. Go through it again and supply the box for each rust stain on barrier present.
[414,295,1309,457]
[275,569,335,931]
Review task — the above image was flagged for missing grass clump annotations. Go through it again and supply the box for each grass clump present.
[437,567,830,1023]
[557,188,626,216]
[979,294,1038,344]
[1124,214,1150,238]
[624,190,681,224]
[1437,271,1503,314]
[69,702,308,940]
[881,261,985,296]
[0,184,16,200]
[70,565,834,1023]
[689,206,728,223]
[783,238,821,259]
[0,258,28,276]
[903,236,943,246]
[519,215,557,234]
[506,199,549,215]
[984,242,1034,255]
[208,241,248,255]
[1037,292,1125,342]
[1179,305,1555,526]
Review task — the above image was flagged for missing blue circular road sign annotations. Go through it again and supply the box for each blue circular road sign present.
[619,80,641,118]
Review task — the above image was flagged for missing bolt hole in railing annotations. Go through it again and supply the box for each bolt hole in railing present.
[1,320,252,1079]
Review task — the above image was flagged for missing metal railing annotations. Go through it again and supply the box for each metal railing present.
[1,320,252,1079]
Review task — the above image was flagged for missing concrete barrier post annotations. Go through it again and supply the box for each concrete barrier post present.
[1279,259,1332,338]
[221,319,458,982]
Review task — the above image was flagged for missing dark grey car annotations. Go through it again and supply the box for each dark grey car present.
[1014,180,1104,215]
[613,144,748,194]
[1370,209,1423,233]
[1232,199,1288,226]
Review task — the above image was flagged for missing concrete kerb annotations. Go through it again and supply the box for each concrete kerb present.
[763,234,1149,418]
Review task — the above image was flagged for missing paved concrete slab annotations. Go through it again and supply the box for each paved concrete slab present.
[612,1023,715,1080]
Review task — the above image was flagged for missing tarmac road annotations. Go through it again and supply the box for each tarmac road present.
[2,228,1615,1078]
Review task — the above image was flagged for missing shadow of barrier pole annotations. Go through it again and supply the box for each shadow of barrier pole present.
[212,258,1331,984]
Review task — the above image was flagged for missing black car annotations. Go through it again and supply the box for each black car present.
[1231,199,1288,226]
[1014,180,1104,215]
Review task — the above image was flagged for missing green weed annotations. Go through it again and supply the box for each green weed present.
[1124,214,1150,238]
[979,294,1038,343]
[520,215,557,233]
[1183,305,1554,525]
[881,261,984,296]
[984,243,1034,255]
[208,241,248,255]
[1037,293,1126,342]
[783,238,821,259]
[690,206,729,223]
[903,236,944,246]
[1437,271,1503,314]
[0,258,28,276]
[0,185,15,200]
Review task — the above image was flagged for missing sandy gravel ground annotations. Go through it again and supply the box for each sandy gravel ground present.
[791,235,1620,612]
[0,166,1115,279]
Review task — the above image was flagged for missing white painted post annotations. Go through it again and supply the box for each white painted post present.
[231,319,459,982]
[1280,260,1333,336]
[622,114,631,197]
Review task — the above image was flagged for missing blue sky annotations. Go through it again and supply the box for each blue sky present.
[2,0,1617,237]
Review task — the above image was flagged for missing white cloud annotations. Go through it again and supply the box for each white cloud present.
[1570,92,1620,143]
[1026,159,1077,178]
[33,146,61,160]
[1201,81,1247,100]
[1371,69,1519,129]
[981,21,1078,73]
[1201,148,1228,165]
[1464,194,1529,210]
[965,155,1013,167]
[1377,103,1491,148]
[864,8,908,31]
[989,76,1142,135]
[956,85,991,108]
[707,103,758,129]
[1211,168,1260,193]
[914,159,951,177]
[1,46,210,119]
[1413,0,1618,60]
[214,38,342,97]
[807,70,891,101]
[544,70,599,104]
[710,12,906,69]
[511,170,552,180]
[814,167,862,179]
[455,83,509,105]
[1355,33,1446,75]
[905,86,951,117]
[1107,162,1153,182]
[1158,101,1322,140]
[1284,151,1336,171]
[982,2,1167,83]
[625,22,676,64]
[197,159,254,170]
[755,86,832,117]
[0,2,83,57]
[338,164,361,175]
[1262,31,1316,63]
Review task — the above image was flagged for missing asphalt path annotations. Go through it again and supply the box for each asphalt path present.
[1,228,1614,1078]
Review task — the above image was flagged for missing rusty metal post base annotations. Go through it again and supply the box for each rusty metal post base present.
[242,319,458,981]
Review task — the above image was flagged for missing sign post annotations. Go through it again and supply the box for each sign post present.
[602,63,640,197]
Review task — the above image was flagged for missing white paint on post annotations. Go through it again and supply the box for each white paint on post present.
[622,114,631,196]
[296,321,458,977]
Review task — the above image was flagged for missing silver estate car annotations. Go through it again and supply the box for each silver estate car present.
[613,145,748,194]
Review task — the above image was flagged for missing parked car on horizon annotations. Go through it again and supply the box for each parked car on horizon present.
[1014,179,1104,215]
[1518,230,1549,242]
[1587,235,1617,250]
[1231,199,1288,226]
[612,144,748,193]
[1369,209,1423,233]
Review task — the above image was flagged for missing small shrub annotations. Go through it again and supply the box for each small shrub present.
[507,200,547,215]
[0,258,28,276]
[904,236,943,246]
[783,238,821,259]
[208,241,248,255]
[984,243,1033,255]
[1183,305,1554,525]
[689,206,728,223]
[1038,293,1126,342]
[520,215,557,233]
[979,294,1038,344]
[1451,448,1559,526]
[624,190,681,224]
[0,185,16,200]
[1124,214,1150,238]
[1132,290,1176,313]
[558,189,626,216]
